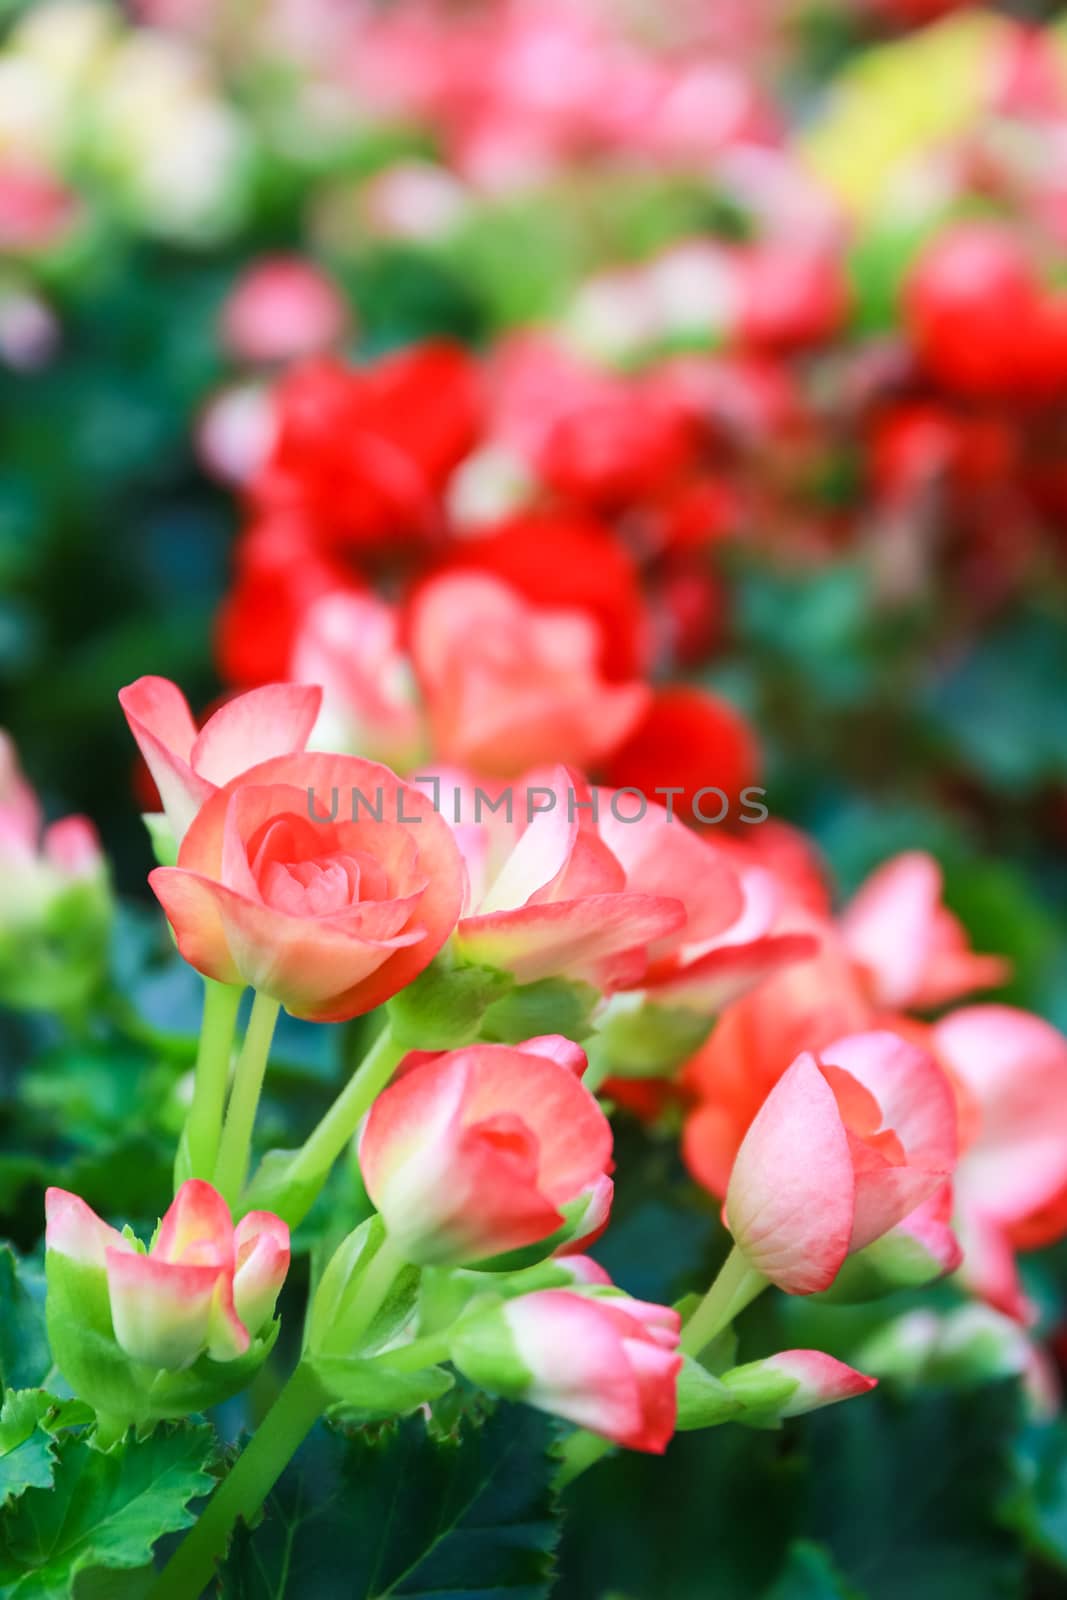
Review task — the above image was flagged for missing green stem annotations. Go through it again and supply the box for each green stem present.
[183,980,243,1183]
[556,1248,768,1491]
[213,993,281,1207]
[555,1429,613,1488]
[285,1024,407,1196]
[679,1247,767,1358]
[150,1361,326,1600]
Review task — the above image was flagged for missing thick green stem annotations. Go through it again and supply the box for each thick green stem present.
[556,1247,768,1491]
[284,1024,406,1197]
[679,1247,766,1358]
[213,993,281,1207]
[150,1361,326,1600]
[183,980,243,1183]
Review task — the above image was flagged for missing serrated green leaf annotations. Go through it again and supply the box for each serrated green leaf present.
[0,1422,217,1599]
[220,1402,560,1598]
[0,1394,58,1508]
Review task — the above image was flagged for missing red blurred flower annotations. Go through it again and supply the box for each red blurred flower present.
[249,343,483,553]
[602,686,761,823]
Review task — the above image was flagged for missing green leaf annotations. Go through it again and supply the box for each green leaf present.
[311,1355,454,1422]
[0,1422,217,1598]
[0,1394,59,1508]
[798,1381,1026,1600]
[1004,1418,1067,1572]
[765,1541,861,1600]
[220,1402,561,1598]
[0,1247,51,1393]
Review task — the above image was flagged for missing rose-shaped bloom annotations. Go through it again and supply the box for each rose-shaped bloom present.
[445,766,717,989]
[933,1006,1067,1322]
[361,1036,612,1265]
[839,852,1009,1011]
[120,675,322,843]
[45,1180,288,1372]
[410,572,648,776]
[450,1288,681,1452]
[291,590,424,770]
[149,752,465,1021]
[726,1031,958,1294]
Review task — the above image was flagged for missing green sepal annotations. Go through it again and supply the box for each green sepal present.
[447,1294,532,1397]
[717,1362,801,1430]
[310,1354,454,1421]
[591,996,714,1079]
[387,952,514,1049]
[814,1228,951,1304]
[674,1356,745,1431]
[479,976,599,1044]
[306,1216,420,1359]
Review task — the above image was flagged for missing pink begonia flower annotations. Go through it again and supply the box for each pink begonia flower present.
[410,572,648,777]
[290,590,424,769]
[933,1005,1067,1322]
[839,851,1009,1011]
[220,256,349,367]
[682,913,873,1197]
[443,766,733,989]
[149,751,465,1021]
[726,1031,958,1294]
[452,1288,681,1452]
[724,1350,877,1418]
[120,675,323,843]
[360,1037,613,1265]
[45,1180,288,1371]
[0,731,105,916]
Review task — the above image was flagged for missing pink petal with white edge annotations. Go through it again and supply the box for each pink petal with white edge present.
[119,676,213,839]
[954,1205,1036,1325]
[233,1211,290,1337]
[521,1035,588,1077]
[154,1179,234,1266]
[819,1031,957,1251]
[934,1005,1067,1226]
[763,1350,877,1416]
[457,892,685,984]
[505,1289,679,1451]
[726,1052,855,1294]
[839,851,942,1008]
[45,1188,131,1269]
[105,1249,237,1370]
[596,796,746,950]
[189,684,322,786]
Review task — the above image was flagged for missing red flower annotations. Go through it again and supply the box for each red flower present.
[437,510,648,681]
[602,686,761,824]
[250,343,483,553]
